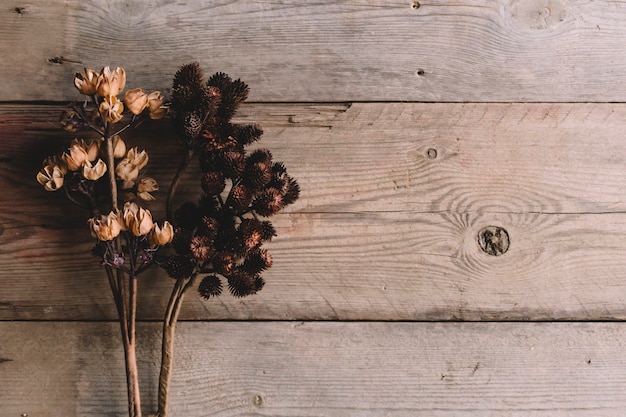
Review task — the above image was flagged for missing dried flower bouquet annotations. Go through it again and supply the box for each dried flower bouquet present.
[37,63,299,417]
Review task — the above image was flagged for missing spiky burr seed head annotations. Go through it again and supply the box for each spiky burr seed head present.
[198,275,223,299]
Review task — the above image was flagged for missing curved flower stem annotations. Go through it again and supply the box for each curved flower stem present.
[166,148,194,222]
[155,274,196,417]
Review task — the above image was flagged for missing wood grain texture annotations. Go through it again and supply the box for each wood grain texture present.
[3,0,626,102]
[2,321,626,416]
[4,103,626,321]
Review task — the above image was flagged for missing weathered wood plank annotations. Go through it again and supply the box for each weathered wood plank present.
[4,103,626,321]
[3,0,626,102]
[2,321,626,416]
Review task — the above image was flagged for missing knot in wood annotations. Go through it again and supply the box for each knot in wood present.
[477,226,509,256]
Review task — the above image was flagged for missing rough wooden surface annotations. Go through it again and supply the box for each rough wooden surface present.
[2,321,626,417]
[3,103,626,321]
[4,0,626,102]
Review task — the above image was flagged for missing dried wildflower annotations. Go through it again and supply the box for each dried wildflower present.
[149,221,174,247]
[228,183,253,212]
[112,135,127,158]
[37,163,66,191]
[62,140,89,171]
[88,211,122,241]
[97,66,126,97]
[239,218,264,250]
[99,95,124,124]
[201,171,226,196]
[147,91,167,120]
[82,158,107,181]
[74,68,100,96]
[227,271,260,298]
[124,88,149,115]
[162,254,195,279]
[123,202,154,236]
[213,251,235,276]
[182,112,203,140]
[232,124,263,146]
[116,148,149,182]
[253,188,284,217]
[241,248,272,274]
[136,177,159,201]
[198,275,222,299]
[189,235,214,261]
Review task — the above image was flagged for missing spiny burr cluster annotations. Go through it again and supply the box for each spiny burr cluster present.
[163,62,300,298]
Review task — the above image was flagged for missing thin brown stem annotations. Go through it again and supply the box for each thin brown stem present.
[155,274,196,417]
[166,149,194,222]
[105,135,119,211]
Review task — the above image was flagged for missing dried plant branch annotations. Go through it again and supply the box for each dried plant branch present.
[37,63,299,417]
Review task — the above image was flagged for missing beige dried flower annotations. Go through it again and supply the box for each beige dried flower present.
[74,68,100,96]
[124,88,149,115]
[99,95,124,124]
[147,91,167,120]
[136,177,159,201]
[112,135,127,158]
[37,163,66,191]
[123,202,154,236]
[62,140,90,171]
[88,211,122,241]
[149,221,174,246]
[116,147,149,182]
[97,66,126,97]
[82,159,107,181]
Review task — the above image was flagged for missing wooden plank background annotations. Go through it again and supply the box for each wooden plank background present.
[3,0,626,415]
[2,0,626,102]
[4,322,626,416]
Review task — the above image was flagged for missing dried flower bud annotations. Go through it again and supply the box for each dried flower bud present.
[189,235,214,261]
[123,88,149,115]
[74,68,100,95]
[97,66,126,97]
[88,211,122,241]
[112,135,127,158]
[239,218,263,250]
[242,248,273,274]
[122,202,154,236]
[220,149,245,177]
[62,140,90,171]
[227,271,260,298]
[283,177,301,206]
[86,140,100,162]
[229,183,253,212]
[147,91,167,120]
[82,158,107,181]
[213,251,235,276]
[99,95,124,124]
[163,254,195,279]
[201,171,225,196]
[116,148,149,182]
[199,216,219,239]
[198,275,223,299]
[149,221,174,246]
[37,164,66,191]
[136,177,159,201]
[260,221,277,241]
[183,112,203,139]
[252,188,284,217]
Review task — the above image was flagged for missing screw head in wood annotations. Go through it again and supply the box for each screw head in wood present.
[477,226,509,256]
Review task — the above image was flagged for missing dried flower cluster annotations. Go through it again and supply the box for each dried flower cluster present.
[36,63,300,417]
[37,67,172,273]
[163,63,300,299]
